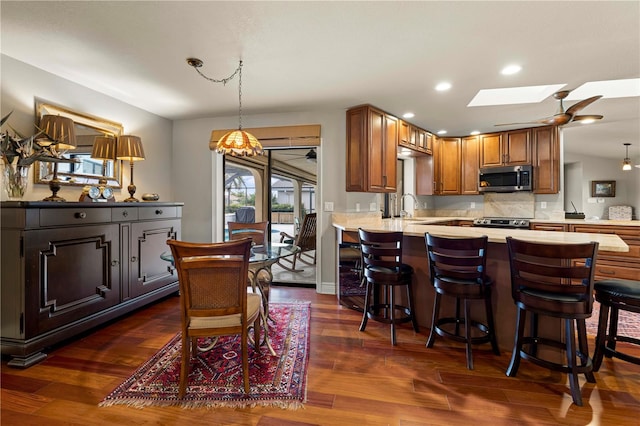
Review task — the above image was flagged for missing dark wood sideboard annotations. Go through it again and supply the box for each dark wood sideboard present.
[1,201,182,367]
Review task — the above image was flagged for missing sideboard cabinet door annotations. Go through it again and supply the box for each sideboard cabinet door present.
[23,224,121,337]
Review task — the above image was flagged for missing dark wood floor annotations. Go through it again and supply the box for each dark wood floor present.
[2,286,639,425]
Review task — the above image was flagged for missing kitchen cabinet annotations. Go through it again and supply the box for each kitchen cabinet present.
[532,126,560,194]
[461,135,480,195]
[530,222,569,232]
[346,105,398,192]
[1,202,182,367]
[438,137,461,195]
[480,130,530,168]
[570,224,640,281]
[399,122,432,155]
[415,154,434,195]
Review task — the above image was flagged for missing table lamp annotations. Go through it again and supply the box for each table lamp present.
[116,135,145,202]
[39,114,77,202]
[91,135,116,185]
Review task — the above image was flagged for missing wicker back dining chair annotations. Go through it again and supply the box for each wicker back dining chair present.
[167,238,262,398]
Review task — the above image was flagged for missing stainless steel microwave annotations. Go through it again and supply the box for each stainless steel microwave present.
[479,165,532,193]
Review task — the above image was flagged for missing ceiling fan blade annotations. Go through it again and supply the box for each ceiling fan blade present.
[565,95,602,116]
[571,114,604,123]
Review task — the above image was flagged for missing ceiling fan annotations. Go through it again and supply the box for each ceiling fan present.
[496,90,603,127]
[277,148,317,162]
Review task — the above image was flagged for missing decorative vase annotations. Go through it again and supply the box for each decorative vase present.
[3,164,30,200]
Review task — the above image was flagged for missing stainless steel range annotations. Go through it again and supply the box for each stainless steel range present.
[472,217,530,229]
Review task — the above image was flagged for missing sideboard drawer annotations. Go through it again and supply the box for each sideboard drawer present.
[139,206,178,220]
[112,207,139,222]
[39,208,112,227]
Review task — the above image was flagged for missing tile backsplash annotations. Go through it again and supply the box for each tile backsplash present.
[483,192,535,218]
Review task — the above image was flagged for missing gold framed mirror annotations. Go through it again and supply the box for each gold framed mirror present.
[34,100,124,188]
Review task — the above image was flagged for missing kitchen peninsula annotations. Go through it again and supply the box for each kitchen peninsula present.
[333,213,632,350]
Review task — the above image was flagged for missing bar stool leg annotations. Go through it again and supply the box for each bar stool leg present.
[390,285,397,345]
[359,280,372,332]
[407,282,419,332]
[427,292,442,348]
[565,319,583,406]
[576,318,595,383]
[608,306,620,353]
[464,299,474,370]
[593,302,610,371]
[506,307,526,377]
[484,289,500,355]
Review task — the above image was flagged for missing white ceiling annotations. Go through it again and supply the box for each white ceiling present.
[2,1,639,162]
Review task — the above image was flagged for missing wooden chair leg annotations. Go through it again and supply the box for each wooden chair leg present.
[565,318,583,406]
[506,307,526,377]
[253,317,261,355]
[484,291,500,355]
[242,331,250,394]
[464,299,474,370]
[593,302,610,371]
[359,280,372,332]
[179,334,191,399]
[426,292,442,348]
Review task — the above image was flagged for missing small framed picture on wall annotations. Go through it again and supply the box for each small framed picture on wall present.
[591,180,616,197]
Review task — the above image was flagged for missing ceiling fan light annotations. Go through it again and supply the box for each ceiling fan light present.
[623,159,632,171]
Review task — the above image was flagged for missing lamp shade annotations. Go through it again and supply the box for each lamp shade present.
[39,115,77,150]
[216,129,263,156]
[116,135,145,161]
[91,136,117,160]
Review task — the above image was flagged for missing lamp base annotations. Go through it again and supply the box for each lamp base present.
[42,178,65,202]
[123,197,140,202]
[123,182,138,202]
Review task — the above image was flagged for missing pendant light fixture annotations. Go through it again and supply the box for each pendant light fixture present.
[187,58,263,156]
[622,143,632,171]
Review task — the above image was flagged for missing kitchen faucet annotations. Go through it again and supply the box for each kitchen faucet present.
[400,193,419,218]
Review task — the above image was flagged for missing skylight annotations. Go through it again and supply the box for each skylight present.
[566,78,640,100]
[467,84,566,107]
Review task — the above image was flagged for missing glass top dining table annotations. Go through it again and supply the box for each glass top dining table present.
[160,242,300,265]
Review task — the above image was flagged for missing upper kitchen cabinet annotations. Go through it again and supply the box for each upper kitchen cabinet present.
[437,137,462,195]
[532,125,560,194]
[398,121,432,155]
[346,105,398,192]
[461,135,480,195]
[480,130,530,168]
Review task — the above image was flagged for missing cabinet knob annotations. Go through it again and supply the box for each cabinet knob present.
[111,260,120,267]
[155,209,163,215]
[122,211,129,217]
[131,256,137,263]
[74,212,87,219]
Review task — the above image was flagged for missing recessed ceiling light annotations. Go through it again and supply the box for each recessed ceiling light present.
[501,64,522,75]
[403,112,415,119]
[435,82,452,92]
[468,84,566,107]
[566,78,640,100]
[470,130,480,135]
[437,130,447,135]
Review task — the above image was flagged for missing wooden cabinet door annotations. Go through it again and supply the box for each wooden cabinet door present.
[398,120,413,149]
[416,154,434,195]
[432,137,442,194]
[129,220,180,299]
[367,108,386,191]
[439,137,461,195]
[532,126,559,194]
[461,135,479,195]
[383,114,398,191]
[23,224,121,337]
[346,107,367,191]
[425,132,433,154]
[505,129,531,165]
[479,133,503,167]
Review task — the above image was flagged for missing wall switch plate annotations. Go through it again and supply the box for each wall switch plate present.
[369,202,377,211]
[587,198,597,204]
[597,198,605,203]
[324,201,334,212]
[470,202,476,209]
[541,202,547,209]
[355,203,360,212]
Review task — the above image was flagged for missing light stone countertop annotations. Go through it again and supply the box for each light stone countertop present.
[332,215,630,253]
[529,218,640,227]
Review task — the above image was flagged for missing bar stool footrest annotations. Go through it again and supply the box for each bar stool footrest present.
[519,336,593,375]
[366,303,413,325]
[433,317,493,345]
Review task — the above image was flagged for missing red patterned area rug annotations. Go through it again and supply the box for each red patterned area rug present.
[99,302,310,409]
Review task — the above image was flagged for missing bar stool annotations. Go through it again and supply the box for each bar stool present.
[424,233,499,370]
[592,279,640,370]
[358,228,419,345]
[505,237,598,406]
